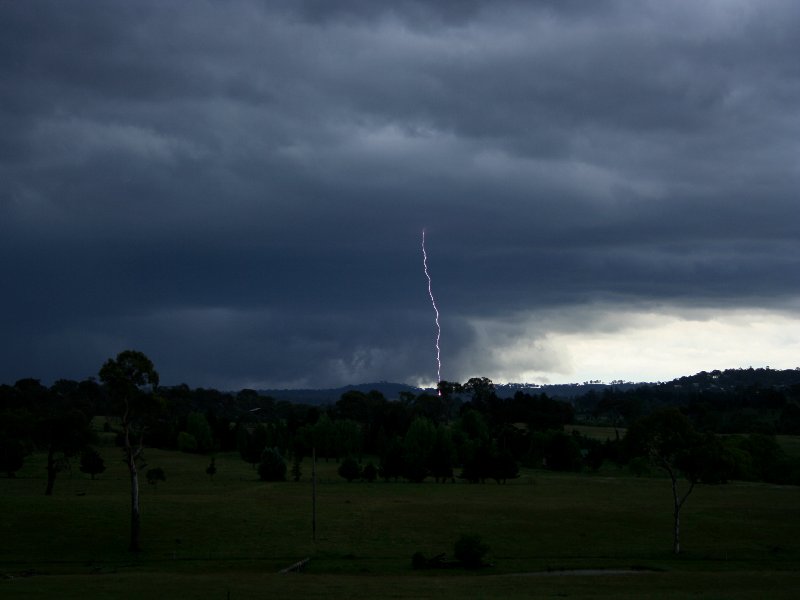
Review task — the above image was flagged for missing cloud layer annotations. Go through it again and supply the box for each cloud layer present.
[2,1,800,388]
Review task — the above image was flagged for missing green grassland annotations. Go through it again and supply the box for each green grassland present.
[565,425,625,441]
[776,435,800,459]
[1,444,799,599]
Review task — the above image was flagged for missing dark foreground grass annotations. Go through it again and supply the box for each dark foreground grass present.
[1,448,799,599]
[5,569,800,600]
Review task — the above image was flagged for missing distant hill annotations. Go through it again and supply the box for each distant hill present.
[494,382,642,399]
[257,380,643,404]
[257,381,426,404]
[669,367,800,390]
[256,368,800,405]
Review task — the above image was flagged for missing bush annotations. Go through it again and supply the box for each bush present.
[205,457,217,480]
[411,551,428,570]
[79,447,106,480]
[146,467,166,488]
[453,533,489,569]
[258,447,287,481]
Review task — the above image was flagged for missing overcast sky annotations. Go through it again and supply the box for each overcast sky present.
[2,0,800,390]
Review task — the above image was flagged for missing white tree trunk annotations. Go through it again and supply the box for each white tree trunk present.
[124,413,142,553]
[670,469,694,555]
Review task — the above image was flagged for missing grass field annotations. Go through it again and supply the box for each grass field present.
[1,445,799,599]
[776,435,800,458]
[565,424,625,441]
[567,426,800,458]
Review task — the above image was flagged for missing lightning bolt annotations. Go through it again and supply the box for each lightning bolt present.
[422,229,442,394]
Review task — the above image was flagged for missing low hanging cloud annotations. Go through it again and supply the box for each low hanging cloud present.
[2,1,799,388]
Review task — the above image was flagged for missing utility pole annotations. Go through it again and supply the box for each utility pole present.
[312,446,317,542]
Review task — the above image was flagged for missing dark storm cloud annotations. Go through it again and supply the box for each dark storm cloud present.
[2,0,800,387]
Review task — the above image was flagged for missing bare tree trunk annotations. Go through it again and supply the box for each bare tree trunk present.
[673,501,681,555]
[128,446,141,552]
[670,471,680,554]
[669,468,694,555]
[124,408,142,553]
[312,447,316,543]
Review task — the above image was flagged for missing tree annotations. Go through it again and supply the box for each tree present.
[311,414,336,462]
[543,431,583,472]
[333,419,363,461]
[454,410,492,482]
[290,455,302,482]
[185,411,214,453]
[80,447,106,480]
[37,406,94,496]
[99,350,160,552]
[379,436,404,481]
[463,377,495,405]
[412,392,450,425]
[0,408,32,478]
[429,426,456,483]
[258,447,287,481]
[626,409,710,554]
[489,448,519,484]
[459,441,493,483]
[403,417,436,482]
[6,379,92,494]
[334,390,372,423]
[362,462,378,482]
[237,423,268,467]
[463,377,499,424]
[739,433,791,483]
[338,456,361,482]
[456,409,490,446]
[593,391,642,433]
[517,393,575,432]
[0,438,26,478]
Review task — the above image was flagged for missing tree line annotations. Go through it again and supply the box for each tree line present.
[0,357,800,494]
[3,364,799,488]
[576,367,800,435]
[2,352,799,554]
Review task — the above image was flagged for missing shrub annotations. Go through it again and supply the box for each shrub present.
[146,467,166,488]
[453,533,489,569]
[411,551,428,570]
[205,457,217,480]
